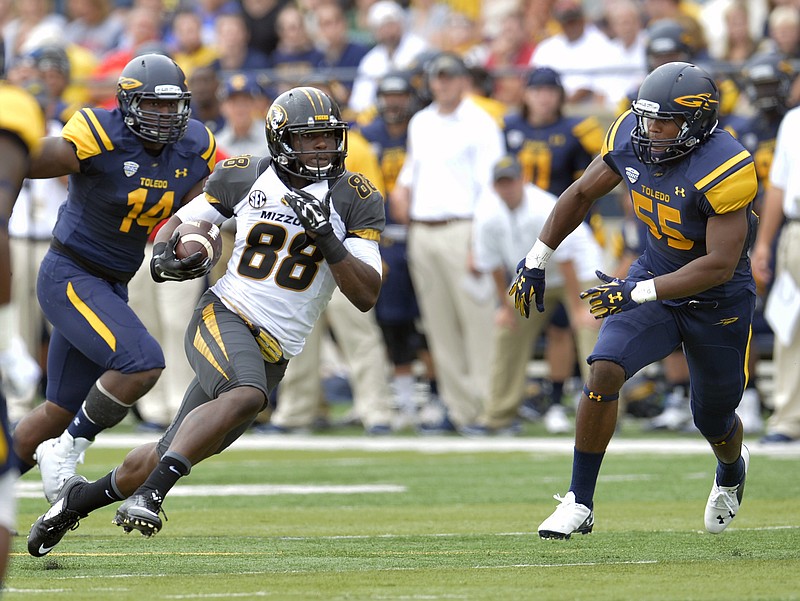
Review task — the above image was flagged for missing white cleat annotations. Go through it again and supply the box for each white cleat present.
[35,431,92,504]
[543,404,571,434]
[705,444,749,534]
[538,491,594,540]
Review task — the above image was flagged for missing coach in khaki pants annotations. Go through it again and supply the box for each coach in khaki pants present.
[391,52,505,430]
[469,156,601,432]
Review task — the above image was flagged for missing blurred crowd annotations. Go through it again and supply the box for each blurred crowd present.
[5,0,800,441]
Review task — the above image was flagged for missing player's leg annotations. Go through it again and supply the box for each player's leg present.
[0,394,17,583]
[681,293,754,533]
[539,300,681,539]
[33,254,165,501]
[115,291,286,535]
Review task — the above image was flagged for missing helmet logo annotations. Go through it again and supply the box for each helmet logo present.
[674,93,718,108]
[118,77,143,90]
[268,105,288,130]
[154,84,183,96]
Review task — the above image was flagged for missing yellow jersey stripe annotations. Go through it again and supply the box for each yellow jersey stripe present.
[202,127,217,172]
[66,281,116,351]
[202,303,229,360]
[602,110,630,157]
[349,228,381,242]
[83,109,115,152]
[62,111,107,160]
[193,326,229,379]
[694,150,751,190]
[704,161,757,213]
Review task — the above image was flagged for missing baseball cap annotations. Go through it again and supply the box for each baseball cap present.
[425,52,469,78]
[493,155,522,181]
[526,67,563,89]
[367,1,405,29]
[219,73,262,100]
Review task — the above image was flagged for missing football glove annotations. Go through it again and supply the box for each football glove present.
[150,230,212,283]
[508,259,546,318]
[580,270,639,319]
[283,188,333,237]
[283,188,348,264]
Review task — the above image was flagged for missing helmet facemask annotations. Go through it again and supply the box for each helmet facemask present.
[272,123,348,181]
[120,88,191,144]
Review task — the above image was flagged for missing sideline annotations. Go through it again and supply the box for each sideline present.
[91,432,800,457]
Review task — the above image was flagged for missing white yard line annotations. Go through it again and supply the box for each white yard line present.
[91,433,800,457]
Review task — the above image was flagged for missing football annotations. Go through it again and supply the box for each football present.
[174,219,223,267]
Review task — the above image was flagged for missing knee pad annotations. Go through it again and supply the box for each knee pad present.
[583,384,619,403]
[696,412,739,445]
[84,382,130,428]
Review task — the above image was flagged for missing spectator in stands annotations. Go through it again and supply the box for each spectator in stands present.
[761,5,800,58]
[211,12,271,73]
[603,0,648,110]
[719,0,759,65]
[407,0,451,50]
[312,0,370,104]
[196,0,241,46]
[2,0,65,69]
[240,0,291,58]
[169,7,218,77]
[528,0,618,105]
[63,0,125,56]
[349,0,429,115]
[270,3,325,92]
[484,9,536,71]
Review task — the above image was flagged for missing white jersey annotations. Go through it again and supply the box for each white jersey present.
[175,156,385,358]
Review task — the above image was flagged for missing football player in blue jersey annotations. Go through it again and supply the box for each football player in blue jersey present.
[26,86,384,554]
[0,79,46,586]
[11,53,218,509]
[511,62,758,538]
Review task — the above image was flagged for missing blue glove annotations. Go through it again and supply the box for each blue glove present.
[508,259,546,318]
[580,270,639,319]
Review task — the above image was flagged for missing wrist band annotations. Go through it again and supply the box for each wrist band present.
[316,232,348,264]
[631,278,657,304]
[525,238,555,270]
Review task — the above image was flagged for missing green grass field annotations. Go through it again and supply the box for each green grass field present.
[6,428,800,601]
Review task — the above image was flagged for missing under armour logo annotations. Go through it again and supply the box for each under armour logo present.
[175,168,188,178]
[608,292,623,303]
[716,510,735,524]
[675,186,686,197]
[588,392,603,402]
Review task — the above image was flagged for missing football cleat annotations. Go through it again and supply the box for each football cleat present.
[705,444,749,534]
[538,491,594,540]
[27,475,88,557]
[36,431,92,504]
[113,489,166,537]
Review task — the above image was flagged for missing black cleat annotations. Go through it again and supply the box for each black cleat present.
[113,489,166,537]
[27,475,88,557]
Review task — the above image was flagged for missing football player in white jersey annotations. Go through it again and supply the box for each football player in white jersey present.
[27,86,385,555]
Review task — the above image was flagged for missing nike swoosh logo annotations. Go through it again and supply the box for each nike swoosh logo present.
[105,489,115,500]
[39,544,54,555]
[169,466,181,476]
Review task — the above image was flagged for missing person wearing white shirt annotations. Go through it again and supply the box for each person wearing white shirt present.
[751,104,800,444]
[528,0,618,105]
[348,0,429,115]
[391,52,505,432]
[466,156,601,435]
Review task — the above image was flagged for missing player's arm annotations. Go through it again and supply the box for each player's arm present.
[27,137,80,178]
[328,250,382,312]
[0,135,30,306]
[538,154,622,252]
[649,207,750,299]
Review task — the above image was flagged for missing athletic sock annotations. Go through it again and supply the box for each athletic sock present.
[716,456,745,487]
[70,471,123,514]
[550,380,565,406]
[68,407,99,440]
[140,452,192,499]
[569,448,605,509]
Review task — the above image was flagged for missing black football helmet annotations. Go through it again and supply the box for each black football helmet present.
[376,71,418,125]
[265,86,348,181]
[631,62,719,164]
[116,53,191,144]
[742,53,796,116]
[645,19,693,71]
